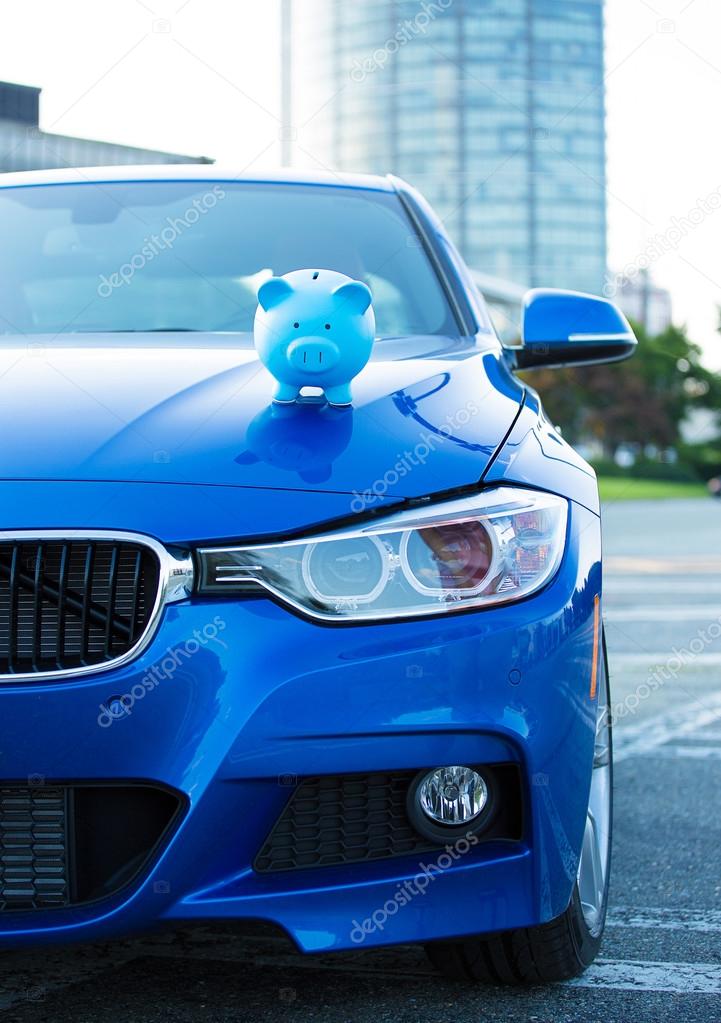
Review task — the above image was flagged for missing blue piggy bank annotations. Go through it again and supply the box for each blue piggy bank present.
[254,268,375,406]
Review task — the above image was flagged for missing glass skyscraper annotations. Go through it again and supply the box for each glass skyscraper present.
[288,0,607,295]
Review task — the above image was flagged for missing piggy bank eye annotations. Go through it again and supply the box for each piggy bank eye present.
[293,322,299,328]
[325,323,331,330]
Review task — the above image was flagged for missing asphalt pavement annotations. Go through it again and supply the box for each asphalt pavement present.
[1,497,720,1022]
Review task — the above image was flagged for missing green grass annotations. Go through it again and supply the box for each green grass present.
[597,476,708,501]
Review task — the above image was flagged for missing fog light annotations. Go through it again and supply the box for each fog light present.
[418,765,487,826]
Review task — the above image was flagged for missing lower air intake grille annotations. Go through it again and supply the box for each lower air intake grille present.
[0,784,182,912]
[254,766,523,874]
[0,786,69,910]
[0,540,160,676]
[255,772,437,873]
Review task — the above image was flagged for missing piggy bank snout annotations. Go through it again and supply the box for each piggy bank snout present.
[286,337,340,374]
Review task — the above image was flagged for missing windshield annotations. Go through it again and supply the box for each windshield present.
[0,180,458,338]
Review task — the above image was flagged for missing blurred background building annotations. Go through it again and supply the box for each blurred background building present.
[615,268,673,336]
[0,80,210,173]
[285,0,607,297]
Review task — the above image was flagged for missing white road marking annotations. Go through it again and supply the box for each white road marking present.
[571,959,721,994]
[692,728,721,741]
[605,556,721,575]
[609,906,721,933]
[614,691,721,761]
[605,606,721,622]
[605,580,721,594]
[612,652,721,667]
[639,744,721,760]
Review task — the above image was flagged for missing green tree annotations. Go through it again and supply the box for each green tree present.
[526,321,721,459]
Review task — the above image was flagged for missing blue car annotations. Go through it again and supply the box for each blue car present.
[0,167,635,983]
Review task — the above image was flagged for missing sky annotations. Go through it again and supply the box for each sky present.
[0,0,719,366]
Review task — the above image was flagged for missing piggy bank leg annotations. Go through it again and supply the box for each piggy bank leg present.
[272,382,300,404]
[325,383,352,407]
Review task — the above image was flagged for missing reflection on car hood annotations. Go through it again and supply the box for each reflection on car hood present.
[0,333,523,502]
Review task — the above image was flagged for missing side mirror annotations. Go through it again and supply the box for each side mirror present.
[511,288,637,370]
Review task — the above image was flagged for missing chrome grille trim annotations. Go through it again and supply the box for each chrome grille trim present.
[0,530,193,682]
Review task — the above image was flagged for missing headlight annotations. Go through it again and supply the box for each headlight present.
[197,486,568,623]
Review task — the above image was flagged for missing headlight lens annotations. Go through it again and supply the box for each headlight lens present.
[197,486,568,622]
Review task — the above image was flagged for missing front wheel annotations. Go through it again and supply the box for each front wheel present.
[426,632,612,984]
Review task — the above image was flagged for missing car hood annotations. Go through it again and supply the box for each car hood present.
[0,333,523,503]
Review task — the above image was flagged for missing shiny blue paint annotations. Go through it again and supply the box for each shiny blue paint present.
[0,168,618,953]
[518,288,637,369]
[0,503,600,950]
[483,389,601,517]
[0,480,401,542]
[0,338,523,508]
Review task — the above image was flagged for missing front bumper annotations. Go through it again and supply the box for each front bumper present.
[0,501,600,952]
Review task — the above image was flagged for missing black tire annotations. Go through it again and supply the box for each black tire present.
[425,885,604,984]
[426,631,612,985]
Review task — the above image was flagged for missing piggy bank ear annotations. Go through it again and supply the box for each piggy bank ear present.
[257,276,293,311]
[332,279,372,315]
